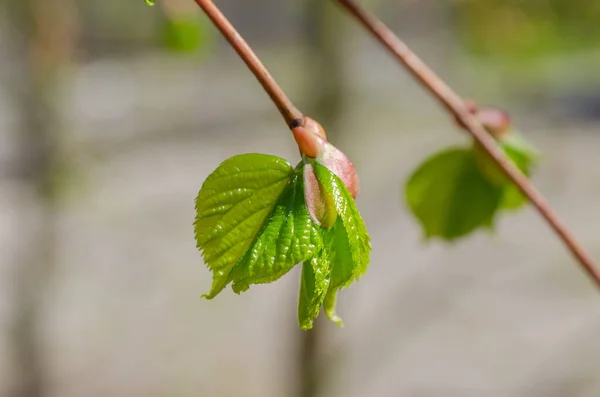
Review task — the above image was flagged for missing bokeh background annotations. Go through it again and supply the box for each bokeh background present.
[1,0,600,396]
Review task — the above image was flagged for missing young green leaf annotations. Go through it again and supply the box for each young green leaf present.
[194,154,296,298]
[226,167,323,294]
[405,148,503,241]
[406,131,539,241]
[312,162,371,326]
[324,290,343,327]
[321,219,355,327]
[298,255,331,330]
[195,153,371,330]
[313,162,370,284]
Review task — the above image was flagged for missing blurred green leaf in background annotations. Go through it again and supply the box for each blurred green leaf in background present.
[405,132,538,241]
[454,0,600,60]
[160,0,214,55]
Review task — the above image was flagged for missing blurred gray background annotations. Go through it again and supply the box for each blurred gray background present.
[1,0,600,396]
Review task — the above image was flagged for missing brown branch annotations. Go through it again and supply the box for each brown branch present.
[335,0,600,288]
[192,0,304,128]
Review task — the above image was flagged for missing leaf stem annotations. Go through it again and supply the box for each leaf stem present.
[334,0,600,288]
[192,0,304,128]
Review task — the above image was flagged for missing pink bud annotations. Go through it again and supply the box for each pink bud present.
[291,117,359,199]
[477,107,511,139]
[456,100,512,140]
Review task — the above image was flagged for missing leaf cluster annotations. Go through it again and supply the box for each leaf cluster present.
[194,154,371,329]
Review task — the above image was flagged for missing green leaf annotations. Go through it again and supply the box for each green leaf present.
[227,167,323,294]
[315,219,354,328]
[194,154,295,298]
[406,131,540,241]
[298,255,331,330]
[163,14,213,54]
[499,133,539,210]
[325,219,355,288]
[324,289,343,327]
[501,132,539,167]
[313,163,371,282]
[405,148,503,241]
[312,162,371,326]
[473,132,539,210]
[195,153,372,330]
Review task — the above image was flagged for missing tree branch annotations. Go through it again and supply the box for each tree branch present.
[192,0,304,128]
[334,0,600,288]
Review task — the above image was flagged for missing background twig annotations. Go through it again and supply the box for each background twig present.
[334,0,600,288]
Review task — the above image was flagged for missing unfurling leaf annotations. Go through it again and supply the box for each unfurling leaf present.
[303,162,338,229]
[195,153,371,330]
[306,162,371,327]
[313,162,371,287]
[405,131,539,241]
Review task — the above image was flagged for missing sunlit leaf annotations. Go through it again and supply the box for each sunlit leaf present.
[227,166,323,294]
[324,289,343,327]
[314,162,370,283]
[312,161,371,326]
[195,153,371,330]
[298,255,331,330]
[194,154,296,298]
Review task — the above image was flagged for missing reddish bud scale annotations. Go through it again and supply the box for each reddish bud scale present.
[316,145,360,199]
[304,163,338,229]
[477,107,511,140]
[292,117,327,158]
[292,117,361,226]
[292,117,359,199]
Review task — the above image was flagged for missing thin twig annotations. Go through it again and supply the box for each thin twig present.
[335,0,600,288]
[193,0,304,128]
